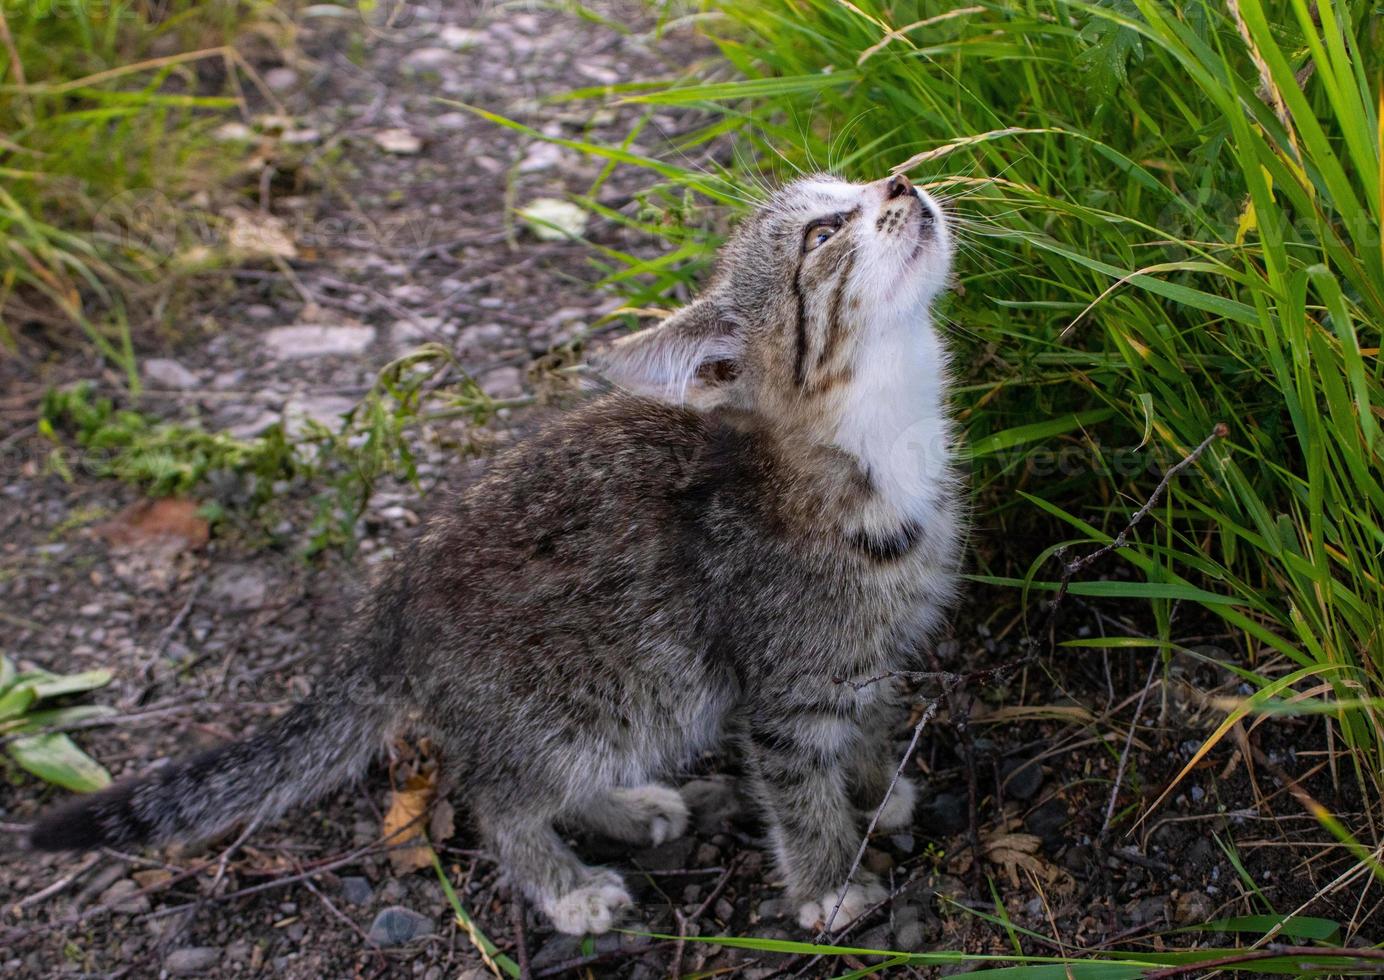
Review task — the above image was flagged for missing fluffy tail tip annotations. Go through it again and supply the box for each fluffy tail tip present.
[27,786,134,852]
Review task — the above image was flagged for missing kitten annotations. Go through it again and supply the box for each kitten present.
[27,173,963,936]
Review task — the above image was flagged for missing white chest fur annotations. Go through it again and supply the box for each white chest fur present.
[832,312,955,534]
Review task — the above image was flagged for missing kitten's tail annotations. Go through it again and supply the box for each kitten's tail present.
[26,657,398,853]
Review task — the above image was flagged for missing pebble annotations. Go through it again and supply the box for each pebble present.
[756,898,790,920]
[263,67,298,91]
[265,323,377,358]
[921,790,967,834]
[1024,798,1069,848]
[692,841,720,865]
[1174,890,1213,925]
[164,946,221,975]
[367,906,434,946]
[479,365,524,398]
[340,876,373,906]
[208,564,269,610]
[283,394,356,438]
[143,357,199,389]
[98,878,150,915]
[1000,757,1044,800]
[402,47,457,70]
[862,847,894,875]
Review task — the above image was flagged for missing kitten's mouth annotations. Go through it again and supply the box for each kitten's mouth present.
[906,203,940,263]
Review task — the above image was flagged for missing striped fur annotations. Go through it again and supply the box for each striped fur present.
[28,174,962,938]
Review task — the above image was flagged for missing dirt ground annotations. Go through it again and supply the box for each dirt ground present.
[1,2,1379,978]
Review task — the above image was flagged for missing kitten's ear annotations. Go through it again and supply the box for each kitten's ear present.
[592,297,743,405]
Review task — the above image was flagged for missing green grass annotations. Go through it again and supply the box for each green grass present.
[528,0,1381,818]
[0,0,282,379]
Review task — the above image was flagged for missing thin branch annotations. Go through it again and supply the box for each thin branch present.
[1097,652,1160,842]
[1048,424,1228,619]
[816,680,957,939]
[670,853,745,978]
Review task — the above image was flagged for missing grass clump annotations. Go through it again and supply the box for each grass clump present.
[39,345,523,553]
[0,0,286,376]
[606,0,1382,804]
[0,655,114,792]
[486,0,1384,932]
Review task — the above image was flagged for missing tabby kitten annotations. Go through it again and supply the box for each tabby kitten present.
[28,173,963,936]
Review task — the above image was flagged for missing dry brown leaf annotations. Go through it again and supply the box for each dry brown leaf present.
[95,498,209,552]
[983,831,1049,887]
[225,207,298,261]
[382,770,436,875]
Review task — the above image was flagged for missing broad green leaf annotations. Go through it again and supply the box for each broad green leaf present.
[27,668,113,701]
[7,733,112,792]
[0,684,37,724]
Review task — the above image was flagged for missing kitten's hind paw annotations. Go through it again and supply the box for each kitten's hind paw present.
[547,872,632,935]
[796,880,887,932]
[587,784,690,846]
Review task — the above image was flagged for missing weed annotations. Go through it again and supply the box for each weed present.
[0,0,286,372]
[0,655,114,792]
[38,343,530,554]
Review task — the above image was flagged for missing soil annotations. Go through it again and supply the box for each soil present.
[0,2,1378,978]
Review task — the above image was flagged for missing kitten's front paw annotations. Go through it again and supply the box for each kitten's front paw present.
[796,880,887,932]
[548,871,632,935]
[871,775,918,832]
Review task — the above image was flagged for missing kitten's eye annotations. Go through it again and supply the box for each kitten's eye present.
[804,220,839,253]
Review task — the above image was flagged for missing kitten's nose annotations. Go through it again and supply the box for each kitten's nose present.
[885,174,916,199]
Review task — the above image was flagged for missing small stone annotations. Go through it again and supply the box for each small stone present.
[1174,890,1213,926]
[340,876,373,906]
[367,906,434,946]
[263,67,298,92]
[208,565,269,610]
[283,394,356,438]
[693,842,721,866]
[531,934,582,970]
[165,946,220,975]
[479,366,524,398]
[438,25,482,49]
[1024,799,1069,848]
[79,602,103,617]
[265,323,376,358]
[402,47,457,70]
[1000,757,1044,800]
[518,141,565,174]
[756,898,790,921]
[373,128,423,155]
[143,358,199,389]
[519,197,586,241]
[433,112,470,131]
[213,122,253,142]
[889,832,916,854]
[921,790,967,834]
[862,847,894,876]
[99,878,150,914]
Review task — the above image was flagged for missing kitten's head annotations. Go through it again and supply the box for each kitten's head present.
[595,173,951,425]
